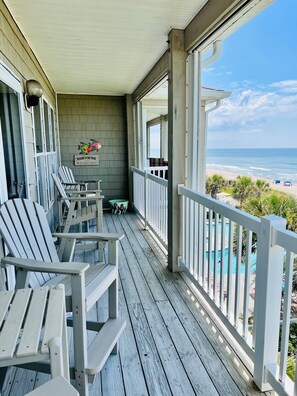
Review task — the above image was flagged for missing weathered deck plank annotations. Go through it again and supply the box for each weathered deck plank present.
[2,212,268,396]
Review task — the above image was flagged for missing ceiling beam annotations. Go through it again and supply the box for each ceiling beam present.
[185,0,273,52]
[185,0,251,51]
[132,51,169,104]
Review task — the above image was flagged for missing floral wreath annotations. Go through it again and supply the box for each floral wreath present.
[78,139,102,155]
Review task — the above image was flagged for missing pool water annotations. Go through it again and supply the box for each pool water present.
[205,248,257,275]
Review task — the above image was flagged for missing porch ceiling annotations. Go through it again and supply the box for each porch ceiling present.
[4,0,207,96]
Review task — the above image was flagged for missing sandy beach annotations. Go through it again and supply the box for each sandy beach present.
[206,167,297,198]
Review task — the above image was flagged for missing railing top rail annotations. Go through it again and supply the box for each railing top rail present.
[144,166,168,171]
[275,226,297,254]
[178,184,261,233]
[131,166,144,176]
[132,166,168,186]
[146,172,168,186]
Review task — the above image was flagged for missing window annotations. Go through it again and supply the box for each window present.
[33,99,57,210]
[147,118,161,158]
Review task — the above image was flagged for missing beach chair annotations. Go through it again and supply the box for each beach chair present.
[0,284,70,392]
[52,173,104,256]
[58,165,101,193]
[0,198,126,396]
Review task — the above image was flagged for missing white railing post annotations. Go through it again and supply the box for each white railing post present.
[254,215,286,391]
[144,170,148,229]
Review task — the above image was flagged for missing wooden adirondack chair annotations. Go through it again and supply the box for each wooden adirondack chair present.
[0,284,70,392]
[58,165,101,193]
[0,198,126,396]
[52,173,104,256]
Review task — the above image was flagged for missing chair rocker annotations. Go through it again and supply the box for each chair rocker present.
[0,198,126,396]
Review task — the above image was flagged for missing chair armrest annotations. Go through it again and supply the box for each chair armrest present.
[1,257,89,275]
[59,195,104,202]
[53,232,124,242]
[76,190,103,194]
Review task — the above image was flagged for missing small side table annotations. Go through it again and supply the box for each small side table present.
[0,284,69,381]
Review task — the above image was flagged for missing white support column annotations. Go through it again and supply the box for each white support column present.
[160,115,168,162]
[142,108,148,169]
[186,51,199,190]
[197,102,207,193]
[253,215,286,391]
[135,101,143,169]
[126,94,135,205]
[168,29,187,272]
[186,50,207,193]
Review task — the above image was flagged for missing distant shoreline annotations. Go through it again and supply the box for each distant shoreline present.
[206,167,297,198]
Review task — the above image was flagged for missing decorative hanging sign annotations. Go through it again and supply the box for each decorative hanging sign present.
[74,138,102,166]
[74,154,99,166]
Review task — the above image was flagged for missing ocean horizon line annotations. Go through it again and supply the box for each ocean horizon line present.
[208,147,297,150]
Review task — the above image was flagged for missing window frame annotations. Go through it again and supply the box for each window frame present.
[33,97,57,211]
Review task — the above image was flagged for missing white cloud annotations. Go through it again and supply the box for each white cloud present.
[208,81,297,132]
[270,80,297,93]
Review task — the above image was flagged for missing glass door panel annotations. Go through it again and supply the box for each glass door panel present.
[0,80,26,201]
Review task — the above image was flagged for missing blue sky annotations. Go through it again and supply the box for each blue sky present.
[203,0,297,149]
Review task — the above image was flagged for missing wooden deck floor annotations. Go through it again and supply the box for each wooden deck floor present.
[2,213,271,395]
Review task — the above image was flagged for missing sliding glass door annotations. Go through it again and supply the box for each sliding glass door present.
[0,65,27,204]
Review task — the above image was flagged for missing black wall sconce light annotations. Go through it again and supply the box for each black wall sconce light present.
[26,79,43,108]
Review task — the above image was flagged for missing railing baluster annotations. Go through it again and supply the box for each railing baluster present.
[208,209,213,294]
[189,199,193,273]
[193,201,198,279]
[243,230,252,339]
[181,193,186,262]
[227,221,234,320]
[202,206,207,288]
[280,250,294,383]
[234,225,243,328]
[220,216,226,310]
[197,203,203,283]
[213,212,219,301]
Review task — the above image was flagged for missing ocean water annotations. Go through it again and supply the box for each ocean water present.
[207,148,297,183]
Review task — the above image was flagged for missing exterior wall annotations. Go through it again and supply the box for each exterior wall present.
[0,1,59,228]
[57,94,128,206]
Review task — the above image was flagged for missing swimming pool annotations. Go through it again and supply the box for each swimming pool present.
[205,247,257,275]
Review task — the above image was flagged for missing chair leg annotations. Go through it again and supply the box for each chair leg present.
[109,277,119,355]
[0,367,8,392]
[49,337,64,379]
[71,274,88,396]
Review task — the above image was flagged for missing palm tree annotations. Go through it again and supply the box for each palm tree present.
[254,179,270,198]
[231,176,254,207]
[206,174,227,199]
[243,191,297,232]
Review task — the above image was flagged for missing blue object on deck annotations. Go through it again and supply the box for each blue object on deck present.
[274,179,281,184]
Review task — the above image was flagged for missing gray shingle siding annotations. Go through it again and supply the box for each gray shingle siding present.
[58,94,128,207]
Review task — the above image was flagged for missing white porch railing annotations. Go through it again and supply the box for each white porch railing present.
[131,168,297,394]
[144,166,168,179]
[132,167,168,249]
[178,184,297,395]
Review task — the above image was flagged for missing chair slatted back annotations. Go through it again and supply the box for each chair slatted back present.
[52,173,71,209]
[0,199,60,288]
[59,165,76,184]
